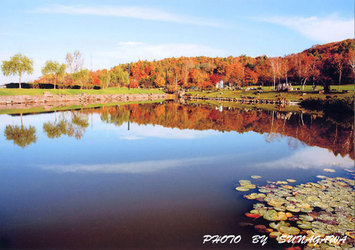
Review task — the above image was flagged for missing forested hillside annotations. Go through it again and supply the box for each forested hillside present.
[36,39,354,92]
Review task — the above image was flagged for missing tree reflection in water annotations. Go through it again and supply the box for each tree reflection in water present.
[4,113,37,148]
[43,110,89,140]
[3,103,354,159]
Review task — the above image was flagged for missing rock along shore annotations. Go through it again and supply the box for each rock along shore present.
[0,92,168,110]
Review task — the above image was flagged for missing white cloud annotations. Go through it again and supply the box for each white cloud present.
[95,41,226,64]
[126,124,219,139]
[37,156,218,174]
[258,15,354,42]
[30,4,220,27]
[256,147,354,169]
[120,135,143,140]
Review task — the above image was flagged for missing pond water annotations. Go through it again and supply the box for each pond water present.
[0,102,353,249]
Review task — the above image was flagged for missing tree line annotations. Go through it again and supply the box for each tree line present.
[1,39,354,92]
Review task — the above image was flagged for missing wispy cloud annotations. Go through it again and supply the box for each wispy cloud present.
[95,41,226,64]
[37,156,219,174]
[30,4,221,27]
[257,14,354,42]
[122,124,219,140]
[255,147,354,169]
[120,135,143,140]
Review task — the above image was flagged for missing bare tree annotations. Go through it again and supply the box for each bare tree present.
[66,50,84,74]
[270,57,280,90]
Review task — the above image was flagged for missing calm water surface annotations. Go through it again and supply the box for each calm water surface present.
[0,102,353,249]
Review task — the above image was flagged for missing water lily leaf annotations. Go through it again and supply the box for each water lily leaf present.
[276,181,288,185]
[285,212,293,218]
[236,186,250,191]
[269,231,281,238]
[274,206,286,212]
[299,215,314,221]
[258,188,271,193]
[245,193,266,199]
[245,213,261,218]
[279,226,300,235]
[277,212,288,221]
[251,175,262,179]
[316,175,327,179]
[263,210,278,221]
[323,168,335,173]
[253,203,266,209]
[286,179,296,183]
[297,220,312,229]
[286,205,301,212]
[239,180,252,185]
[269,221,290,230]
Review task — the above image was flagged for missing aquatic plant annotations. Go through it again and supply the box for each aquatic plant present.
[236,174,355,248]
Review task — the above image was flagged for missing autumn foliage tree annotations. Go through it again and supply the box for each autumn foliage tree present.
[35,39,354,92]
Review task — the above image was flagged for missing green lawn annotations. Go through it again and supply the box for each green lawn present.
[186,84,354,102]
[0,87,165,96]
[260,84,354,92]
[0,99,165,115]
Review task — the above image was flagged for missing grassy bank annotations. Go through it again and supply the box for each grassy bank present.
[0,99,165,115]
[186,85,354,102]
[0,87,164,96]
[186,99,312,113]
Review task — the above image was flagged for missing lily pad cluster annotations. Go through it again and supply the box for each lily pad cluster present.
[236,175,355,249]
[235,180,256,192]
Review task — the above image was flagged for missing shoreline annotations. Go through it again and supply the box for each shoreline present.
[184,95,293,105]
[0,92,169,108]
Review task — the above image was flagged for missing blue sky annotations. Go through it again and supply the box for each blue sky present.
[0,0,353,83]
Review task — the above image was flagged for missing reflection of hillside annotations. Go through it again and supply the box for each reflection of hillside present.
[100,103,354,159]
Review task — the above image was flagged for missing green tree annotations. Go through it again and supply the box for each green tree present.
[99,70,111,88]
[1,54,34,88]
[111,67,129,87]
[72,69,90,89]
[57,64,66,87]
[42,60,66,89]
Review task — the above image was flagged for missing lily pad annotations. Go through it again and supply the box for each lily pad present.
[263,210,278,221]
[299,215,314,221]
[236,186,250,191]
[297,220,312,229]
[245,193,266,199]
[276,181,288,185]
[236,175,355,247]
[286,179,296,183]
[286,205,301,213]
[279,226,300,235]
[323,168,336,173]
[251,175,262,179]
[239,180,252,185]
[269,231,281,238]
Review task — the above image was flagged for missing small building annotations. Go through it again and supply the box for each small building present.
[216,80,224,89]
